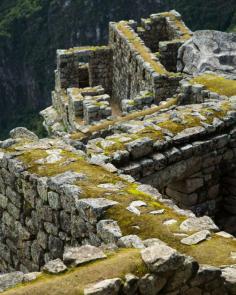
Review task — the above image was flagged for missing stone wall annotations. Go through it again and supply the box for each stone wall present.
[84,244,232,295]
[0,154,118,273]
[137,10,192,71]
[109,21,181,105]
[119,128,236,218]
[56,46,113,94]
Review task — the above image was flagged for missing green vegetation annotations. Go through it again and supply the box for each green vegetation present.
[117,21,169,75]
[190,74,236,97]
[0,0,42,37]
[4,249,146,295]
[9,138,236,269]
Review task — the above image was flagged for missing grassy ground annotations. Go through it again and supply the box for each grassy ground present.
[190,74,236,97]
[3,250,145,295]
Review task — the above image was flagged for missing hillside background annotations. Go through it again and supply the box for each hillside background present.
[0,0,235,138]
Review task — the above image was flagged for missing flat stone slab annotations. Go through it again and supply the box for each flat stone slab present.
[180,216,219,232]
[84,278,122,295]
[117,235,145,249]
[48,171,86,191]
[181,230,211,245]
[63,245,106,267]
[129,201,147,208]
[0,272,24,292]
[76,198,118,219]
[216,231,234,239]
[43,259,67,274]
[150,209,165,215]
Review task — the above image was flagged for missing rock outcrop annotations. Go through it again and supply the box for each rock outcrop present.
[178,30,236,79]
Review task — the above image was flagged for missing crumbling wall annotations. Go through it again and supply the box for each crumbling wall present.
[137,11,192,71]
[56,47,113,94]
[109,21,181,106]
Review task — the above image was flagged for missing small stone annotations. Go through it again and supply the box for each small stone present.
[216,231,234,239]
[163,219,177,226]
[63,245,106,267]
[150,209,165,215]
[118,235,145,249]
[43,259,67,274]
[84,278,122,295]
[126,206,141,215]
[129,201,147,208]
[181,230,211,245]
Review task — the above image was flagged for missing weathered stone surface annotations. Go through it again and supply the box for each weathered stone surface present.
[10,127,39,141]
[84,278,122,295]
[77,198,118,220]
[190,264,222,287]
[181,230,211,245]
[222,266,236,294]
[23,272,41,283]
[180,216,219,232]
[47,171,85,191]
[141,244,185,273]
[63,245,106,267]
[139,273,167,295]
[0,272,24,292]
[123,273,139,295]
[126,137,153,159]
[117,235,145,249]
[178,30,236,79]
[97,220,122,243]
[43,259,67,274]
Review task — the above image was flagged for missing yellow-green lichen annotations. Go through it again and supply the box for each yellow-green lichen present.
[190,74,236,97]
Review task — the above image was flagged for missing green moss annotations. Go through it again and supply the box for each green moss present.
[70,97,178,141]
[161,11,192,40]
[62,46,109,55]
[116,22,172,76]
[190,74,236,97]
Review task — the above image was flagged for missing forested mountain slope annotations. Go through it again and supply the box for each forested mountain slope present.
[0,0,235,138]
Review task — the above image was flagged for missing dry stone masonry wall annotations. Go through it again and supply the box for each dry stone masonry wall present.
[0,10,236,295]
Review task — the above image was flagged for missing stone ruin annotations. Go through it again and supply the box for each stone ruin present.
[0,10,236,295]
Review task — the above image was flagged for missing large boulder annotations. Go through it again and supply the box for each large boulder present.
[177,30,236,79]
